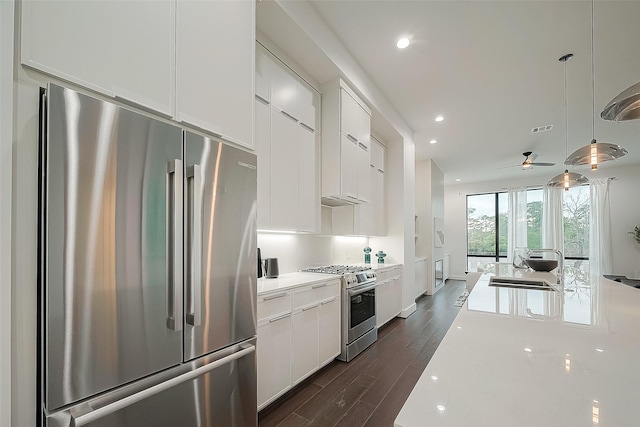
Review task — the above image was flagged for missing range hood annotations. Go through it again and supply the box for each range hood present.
[601,82,640,121]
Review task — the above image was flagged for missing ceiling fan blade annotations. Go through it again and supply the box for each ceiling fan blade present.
[530,162,555,166]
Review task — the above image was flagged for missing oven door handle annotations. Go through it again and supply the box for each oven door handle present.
[348,282,378,296]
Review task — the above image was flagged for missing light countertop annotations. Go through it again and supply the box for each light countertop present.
[395,266,640,426]
[257,272,338,295]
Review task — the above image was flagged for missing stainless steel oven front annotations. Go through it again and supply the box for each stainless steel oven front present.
[338,277,378,362]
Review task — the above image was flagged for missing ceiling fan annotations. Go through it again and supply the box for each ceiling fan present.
[520,151,555,169]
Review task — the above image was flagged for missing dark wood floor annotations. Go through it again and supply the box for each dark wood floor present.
[258,280,467,427]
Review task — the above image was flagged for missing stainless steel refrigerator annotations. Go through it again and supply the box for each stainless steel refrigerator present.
[39,83,257,427]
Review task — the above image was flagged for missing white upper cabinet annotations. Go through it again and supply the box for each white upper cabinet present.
[298,84,317,131]
[298,126,318,233]
[255,98,271,230]
[21,0,174,115]
[270,108,299,231]
[176,0,254,148]
[321,80,372,206]
[255,46,271,103]
[255,42,320,233]
[270,61,299,119]
[22,1,254,148]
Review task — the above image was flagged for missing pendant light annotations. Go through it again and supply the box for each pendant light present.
[565,0,628,170]
[548,53,589,191]
[601,81,640,122]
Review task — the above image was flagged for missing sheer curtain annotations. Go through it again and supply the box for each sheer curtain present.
[507,187,527,262]
[590,179,613,277]
[542,187,564,256]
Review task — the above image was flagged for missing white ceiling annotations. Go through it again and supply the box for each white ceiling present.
[257,0,640,185]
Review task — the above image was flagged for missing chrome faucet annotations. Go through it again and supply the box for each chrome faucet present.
[527,248,563,284]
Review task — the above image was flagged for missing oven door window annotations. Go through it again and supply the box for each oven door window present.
[350,289,375,329]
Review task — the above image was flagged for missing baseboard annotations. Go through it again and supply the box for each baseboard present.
[399,303,416,318]
[449,275,467,281]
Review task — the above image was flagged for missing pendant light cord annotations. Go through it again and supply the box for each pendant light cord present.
[564,57,569,161]
[591,0,595,141]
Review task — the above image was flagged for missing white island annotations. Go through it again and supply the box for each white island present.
[395,266,640,426]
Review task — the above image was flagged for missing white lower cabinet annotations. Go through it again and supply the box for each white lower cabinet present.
[257,279,340,410]
[376,266,403,328]
[257,313,291,409]
[319,296,341,366]
[292,305,320,384]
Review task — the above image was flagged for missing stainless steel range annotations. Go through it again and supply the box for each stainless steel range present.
[301,265,378,362]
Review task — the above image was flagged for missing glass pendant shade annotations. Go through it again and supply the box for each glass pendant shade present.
[547,170,589,191]
[565,139,628,170]
[601,82,640,122]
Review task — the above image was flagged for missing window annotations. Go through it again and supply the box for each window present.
[466,192,507,271]
[467,186,589,272]
[563,185,589,260]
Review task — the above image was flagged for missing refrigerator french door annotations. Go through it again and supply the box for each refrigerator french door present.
[40,83,257,427]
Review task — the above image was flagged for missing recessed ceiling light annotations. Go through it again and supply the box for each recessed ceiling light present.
[430,139,437,144]
[396,37,410,49]
[435,115,444,122]
[436,405,446,412]
[455,178,461,182]
[524,347,532,353]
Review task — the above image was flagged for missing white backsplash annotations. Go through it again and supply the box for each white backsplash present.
[257,233,370,274]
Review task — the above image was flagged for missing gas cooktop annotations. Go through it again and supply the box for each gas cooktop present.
[301,265,372,275]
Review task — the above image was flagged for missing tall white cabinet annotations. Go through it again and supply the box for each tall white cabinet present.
[321,79,372,206]
[175,0,254,147]
[254,44,320,233]
[21,0,254,149]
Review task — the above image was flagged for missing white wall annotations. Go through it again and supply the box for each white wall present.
[1,1,15,424]
[444,164,640,279]
[257,233,369,274]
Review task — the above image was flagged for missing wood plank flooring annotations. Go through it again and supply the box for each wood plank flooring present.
[258,280,467,427]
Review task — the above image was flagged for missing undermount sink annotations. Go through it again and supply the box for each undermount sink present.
[489,277,557,291]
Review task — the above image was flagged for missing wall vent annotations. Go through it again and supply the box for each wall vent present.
[531,124,553,133]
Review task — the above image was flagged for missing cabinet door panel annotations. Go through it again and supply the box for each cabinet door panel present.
[270,62,298,118]
[270,109,299,230]
[257,316,292,409]
[255,45,271,103]
[255,99,271,229]
[298,84,316,130]
[357,146,371,203]
[22,0,173,115]
[373,169,385,235]
[340,135,359,201]
[319,298,341,365]
[176,0,254,147]
[340,90,359,139]
[298,126,317,233]
[292,307,320,384]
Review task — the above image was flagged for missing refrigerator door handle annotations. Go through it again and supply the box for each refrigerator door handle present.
[186,164,202,326]
[167,159,184,331]
[70,344,256,427]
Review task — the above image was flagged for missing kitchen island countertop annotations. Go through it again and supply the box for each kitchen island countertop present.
[395,266,640,426]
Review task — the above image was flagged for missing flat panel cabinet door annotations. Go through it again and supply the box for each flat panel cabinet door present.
[298,126,317,233]
[257,316,292,409]
[319,297,340,365]
[255,99,271,229]
[255,45,271,103]
[183,132,257,361]
[340,135,359,201]
[356,145,370,202]
[373,169,385,235]
[45,84,183,410]
[298,84,316,130]
[270,109,299,230]
[22,1,173,115]
[270,60,299,118]
[292,306,320,384]
[340,90,359,139]
[176,0,254,148]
